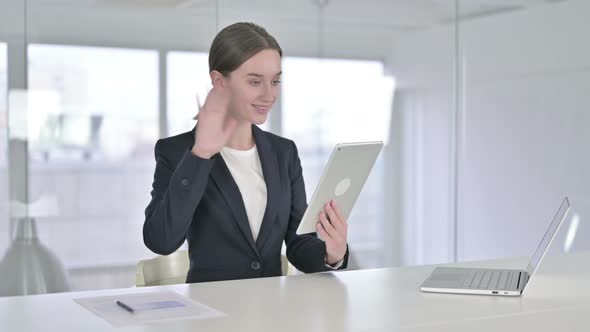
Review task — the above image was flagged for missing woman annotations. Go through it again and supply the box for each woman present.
[143,22,349,283]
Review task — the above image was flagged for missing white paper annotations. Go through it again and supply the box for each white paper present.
[74,290,225,327]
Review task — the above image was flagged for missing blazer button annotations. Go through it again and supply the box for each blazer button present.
[250,261,261,271]
[181,178,190,186]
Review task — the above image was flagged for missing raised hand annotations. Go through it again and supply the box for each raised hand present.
[191,87,238,159]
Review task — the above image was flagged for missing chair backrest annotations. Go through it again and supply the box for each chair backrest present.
[136,250,190,287]
[136,251,293,287]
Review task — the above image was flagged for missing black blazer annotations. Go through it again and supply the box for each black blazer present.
[143,125,348,283]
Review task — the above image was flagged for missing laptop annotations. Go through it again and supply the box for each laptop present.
[420,197,570,296]
[296,141,383,235]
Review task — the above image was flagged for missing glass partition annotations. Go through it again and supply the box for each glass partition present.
[8,0,587,296]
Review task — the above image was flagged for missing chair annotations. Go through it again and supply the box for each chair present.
[136,250,190,287]
[136,250,294,287]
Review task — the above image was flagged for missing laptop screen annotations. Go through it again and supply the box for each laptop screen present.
[525,197,570,276]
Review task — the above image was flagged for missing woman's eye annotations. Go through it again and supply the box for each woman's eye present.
[250,81,262,86]
[272,80,282,85]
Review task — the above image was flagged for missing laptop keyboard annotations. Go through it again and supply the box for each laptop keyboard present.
[463,270,519,290]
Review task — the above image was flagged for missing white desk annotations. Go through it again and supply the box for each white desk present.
[1,252,589,332]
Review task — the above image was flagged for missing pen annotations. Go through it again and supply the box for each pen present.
[116,300,135,313]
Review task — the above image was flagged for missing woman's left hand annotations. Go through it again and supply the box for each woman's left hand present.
[316,200,348,265]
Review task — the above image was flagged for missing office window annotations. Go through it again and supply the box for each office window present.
[167,51,271,136]
[166,51,210,136]
[282,57,394,268]
[24,45,159,290]
[28,44,158,161]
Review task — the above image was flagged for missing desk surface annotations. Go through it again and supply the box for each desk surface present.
[1,252,589,332]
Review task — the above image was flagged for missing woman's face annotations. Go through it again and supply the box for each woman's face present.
[222,49,282,125]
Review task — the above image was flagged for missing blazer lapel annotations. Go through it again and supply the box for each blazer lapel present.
[252,125,281,251]
[209,155,260,257]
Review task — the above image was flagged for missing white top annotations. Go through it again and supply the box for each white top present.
[1,252,589,331]
[220,145,267,241]
[220,144,343,269]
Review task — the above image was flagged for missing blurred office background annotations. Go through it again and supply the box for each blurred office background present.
[0,0,588,295]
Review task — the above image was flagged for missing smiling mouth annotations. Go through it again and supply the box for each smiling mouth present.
[253,104,271,112]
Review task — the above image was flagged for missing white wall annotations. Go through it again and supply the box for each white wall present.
[396,88,455,266]
[459,0,590,261]
[385,20,456,266]
[389,0,590,264]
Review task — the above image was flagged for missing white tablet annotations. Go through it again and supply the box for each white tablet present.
[296,141,384,235]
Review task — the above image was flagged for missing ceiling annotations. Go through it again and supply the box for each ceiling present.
[27,0,565,30]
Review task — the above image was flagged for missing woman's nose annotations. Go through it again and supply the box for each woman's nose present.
[260,83,275,101]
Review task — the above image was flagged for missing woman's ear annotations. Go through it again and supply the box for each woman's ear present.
[210,70,225,89]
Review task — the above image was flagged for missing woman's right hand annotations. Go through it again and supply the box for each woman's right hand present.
[191,87,238,159]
